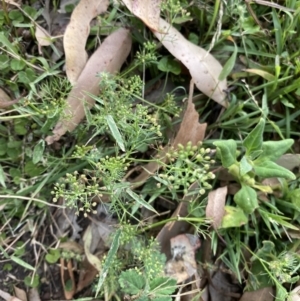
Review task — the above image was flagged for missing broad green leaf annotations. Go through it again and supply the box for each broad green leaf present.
[45,249,60,263]
[157,56,181,75]
[33,140,45,164]
[96,229,121,295]
[243,118,265,156]
[10,58,26,71]
[24,275,40,288]
[0,164,6,188]
[239,156,253,176]
[119,269,145,295]
[255,139,294,163]
[234,185,258,214]
[149,277,177,295]
[221,206,248,228]
[126,188,158,214]
[213,140,237,168]
[219,41,237,80]
[254,160,296,180]
[106,114,125,152]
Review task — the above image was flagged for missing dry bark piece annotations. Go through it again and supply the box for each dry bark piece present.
[206,186,227,229]
[64,0,109,84]
[153,18,228,107]
[165,233,201,283]
[122,0,162,31]
[46,28,132,144]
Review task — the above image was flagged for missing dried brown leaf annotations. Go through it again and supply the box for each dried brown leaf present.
[172,80,207,147]
[239,287,274,301]
[76,258,98,293]
[208,270,240,301]
[276,154,300,171]
[0,88,19,109]
[206,186,227,229]
[0,290,23,301]
[153,18,228,107]
[290,286,300,301]
[156,202,190,258]
[13,287,27,301]
[64,0,109,84]
[35,26,52,46]
[28,289,41,301]
[122,0,162,31]
[46,28,132,144]
[83,226,102,272]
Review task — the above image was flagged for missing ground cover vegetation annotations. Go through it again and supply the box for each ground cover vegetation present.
[1,0,300,300]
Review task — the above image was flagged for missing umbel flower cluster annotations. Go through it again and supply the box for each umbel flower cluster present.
[157,141,215,195]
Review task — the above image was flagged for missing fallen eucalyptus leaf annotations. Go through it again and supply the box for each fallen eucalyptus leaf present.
[153,18,228,106]
[122,0,162,31]
[206,186,227,229]
[46,28,132,144]
[63,0,109,84]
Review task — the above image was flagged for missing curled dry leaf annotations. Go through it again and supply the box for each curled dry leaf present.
[0,88,19,109]
[239,287,274,301]
[153,18,228,107]
[0,290,23,301]
[122,0,162,31]
[290,285,300,301]
[206,186,227,230]
[46,28,132,144]
[64,0,109,84]
[130,81,207,187]
[83,226,102,272]
[165,234,200,283]
[35,26,52,46]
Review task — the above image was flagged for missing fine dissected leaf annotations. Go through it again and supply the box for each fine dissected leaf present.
[45,28,132,144]
[243,118,265,156]
[221,206,248,228]
[214,140,237,168]
[63,0,109,84]
[206,186,227,229]
[130,81,206,187]
[255,139,294,163]
[119,269,145,295]
[122,0,162,31]
[234,185,258,214]
[153,18,228,106]
[254,160,296,180]
[95,229,121,296]
[106,115,125,152]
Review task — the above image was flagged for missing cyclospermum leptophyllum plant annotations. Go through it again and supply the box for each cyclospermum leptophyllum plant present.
[214,118,295,215]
